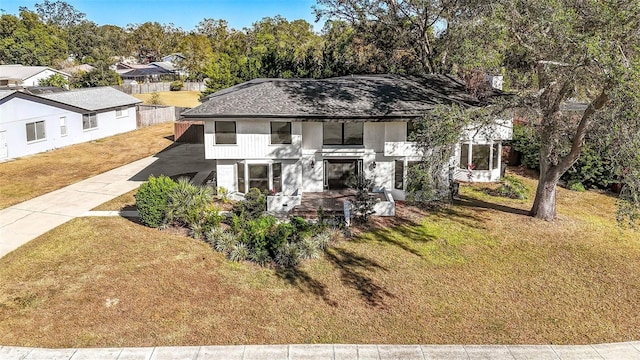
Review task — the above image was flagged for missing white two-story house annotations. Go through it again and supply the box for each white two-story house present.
[182,74,512,213]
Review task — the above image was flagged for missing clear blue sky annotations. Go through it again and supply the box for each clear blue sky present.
[0,0,322,31]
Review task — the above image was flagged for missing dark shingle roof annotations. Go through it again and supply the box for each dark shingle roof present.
[184,74,503,120]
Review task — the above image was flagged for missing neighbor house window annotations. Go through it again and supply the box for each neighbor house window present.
[323,122,363,145]
[394,160,404,190]
[60,117,67,136]
[82,113,97,130]
[271,122,291,144]
[215,121,236,144]
[115,107,128,117]
[26,121,46,142]
[273,163,282,193]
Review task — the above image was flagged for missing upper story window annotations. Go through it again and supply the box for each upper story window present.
[215,121,236,144]
[323,122,363,145]
[271,122,291,144]
[83,113,97,130]
[26,120,46,142]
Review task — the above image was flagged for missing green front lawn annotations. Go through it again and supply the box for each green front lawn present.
[0,175,638,347]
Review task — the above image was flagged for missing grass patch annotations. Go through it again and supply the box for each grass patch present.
[134,91,201,107]
[0,123,173,210]
[1,174,639,347]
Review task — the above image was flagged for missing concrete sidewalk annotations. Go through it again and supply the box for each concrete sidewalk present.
[0,144,216,258]
[1,342,639,359]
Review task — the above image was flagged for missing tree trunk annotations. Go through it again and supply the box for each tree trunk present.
[530,173,558,220]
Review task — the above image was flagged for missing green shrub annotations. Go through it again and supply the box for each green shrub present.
[297,235,321,260]
[249,248,271,266]
[568,181,586,192]
[493,175,529,199]
[135,175,178,227]
[239,215,278,254]
[166,178,214,226]
[214,231,239,254]
[229,242,249,262]
[204,226,225,247]
[313,231,332,251]
[189,223,204,239]
[202,206,223,232]
[510,123,541,169]
[170,80,183,91]
[232,188,266,220]
[275,242,301,268]
[267,222,295,256]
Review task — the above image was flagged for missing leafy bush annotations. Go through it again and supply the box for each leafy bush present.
[568,181,586,192]
[135,175,178,227]
[149,92,162,105]
[267,222,295,255]
[493,175,529,199]
[232,188,266,220]
[170,80,183,91]
[217,187,230,203]
[238,215,278,254]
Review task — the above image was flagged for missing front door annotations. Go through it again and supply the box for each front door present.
[323,159,362,190]
[0,131,7,159]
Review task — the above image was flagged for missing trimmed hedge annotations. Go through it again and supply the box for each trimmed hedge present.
[135,175,178,227]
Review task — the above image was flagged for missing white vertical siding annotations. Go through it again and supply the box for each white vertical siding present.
[205,119,302,159]
[216,160,237,192]
[0,97,136,159]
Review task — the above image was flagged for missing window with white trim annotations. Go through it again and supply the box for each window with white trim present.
[323,122,363,145]
[60,117,67,136]
[236,162,283,194]
[115,107,128,117]
[215,121,236,144]
[270,122,291,144]
[459,143,500,171]
[82,113,97,130]
[26,121,46,142]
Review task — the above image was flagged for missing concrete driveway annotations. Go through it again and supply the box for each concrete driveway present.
[0,143,215,258]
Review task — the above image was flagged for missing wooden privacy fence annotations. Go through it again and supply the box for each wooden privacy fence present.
[136,105,176,127]
[114,82,206,94]
[174,121,204,143]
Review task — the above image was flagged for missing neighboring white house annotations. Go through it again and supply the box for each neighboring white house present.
[0,65,71,88]
[182,74,513,213]
[0,87,141,160]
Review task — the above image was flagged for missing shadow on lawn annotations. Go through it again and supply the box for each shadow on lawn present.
[274,247,393,308]
[275,266,337,307]
[454,194,530,216]
[325,247,393,308]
